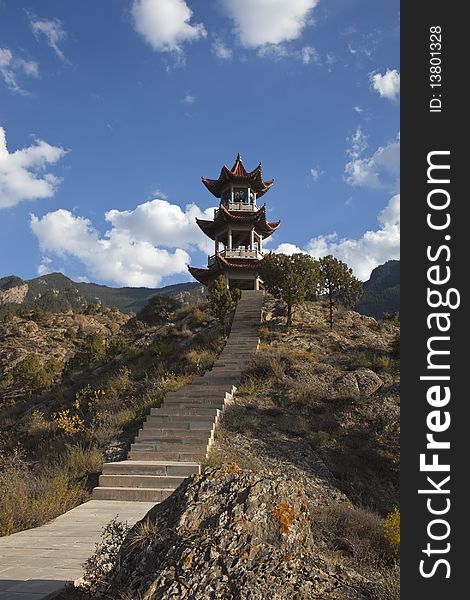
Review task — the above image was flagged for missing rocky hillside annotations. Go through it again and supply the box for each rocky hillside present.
[355,261,400,319]
[0,272,205,318]
[0,297,225,537]
[63,298,399,600]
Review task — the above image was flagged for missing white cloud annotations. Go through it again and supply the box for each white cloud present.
[309,166,323,181]
[299,46,319,64]
[257,43,320,64]
[0,126,67,209]
[275,242,303,255]
[345,133,400,190]
[370,69,400,101]
[30,198,217,287]
[104,199,214,252]
[131,0,206,53]
[346,126,368,160]
[222,0,319,48]
[274,195,400,280]
[15,58,39,78]
[31,18,68,61]
[151,187,168,199]
[325,52,336,69]
[182,93,195,104]
[0,47,39,94]
[212,37,232,60]
[353,105,364,114]
[347,43,357,55]
[37,256,53,275]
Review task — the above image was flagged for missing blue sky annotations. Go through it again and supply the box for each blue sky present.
[0,0,399,287]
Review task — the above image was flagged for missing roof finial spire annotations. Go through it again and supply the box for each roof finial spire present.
[236,152,242,162]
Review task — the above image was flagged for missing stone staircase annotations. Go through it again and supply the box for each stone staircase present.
[92,290,264,503]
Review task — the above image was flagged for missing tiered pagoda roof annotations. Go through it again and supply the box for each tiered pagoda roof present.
[201,153,274,198]
[195,204,280,240]
[188,253,263,286]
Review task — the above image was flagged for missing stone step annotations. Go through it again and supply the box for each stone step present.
[139,429,213,442]
[99,474,186,489]
[149,408,219,418]
[162,397,227,405]
[131,440,207,452]
[102,460,199,477]
[145,417,214,430]
[91,290,262,503]
[160,400,227,408]
[166,384,235,394]
[165,389,232,399]
[137,428,212,439]
[129,450,205,461]
[93,486,174,502]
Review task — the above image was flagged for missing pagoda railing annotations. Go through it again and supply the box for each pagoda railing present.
[208,249,263,266]
[215,202,258,216]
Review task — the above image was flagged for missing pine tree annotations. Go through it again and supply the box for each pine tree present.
[318,255,363,329]
[260,253,320,327]
[208,276,236,333]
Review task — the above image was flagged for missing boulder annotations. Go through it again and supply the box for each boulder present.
[333,372,361,398]
[96,468,372,600]
[354,369,383,398]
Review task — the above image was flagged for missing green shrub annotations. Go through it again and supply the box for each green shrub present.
[190,306,206,326]
[127,346,142,361]
[108,337,128,355]
[65,326,77,339]
[85,333,107,362]
[208,276,236,331]
[137,294,182,325]
[186,348,217,373]
[150,339,172,358]
[11,354,63,395]
[85,303,102,315]
[80,517,130,596]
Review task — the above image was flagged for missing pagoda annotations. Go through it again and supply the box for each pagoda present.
[188,154,280,290]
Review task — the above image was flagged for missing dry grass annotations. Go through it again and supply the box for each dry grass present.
[222,405,262,434]
[310,503,392,568]
[185,348,217,373]
[370,566,400,600]
[0,453,88,536]
[129,519,162,548]
[66,444,103,479]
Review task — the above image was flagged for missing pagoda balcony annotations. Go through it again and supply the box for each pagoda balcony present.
[215,202,258,216]
[208,249,263,267]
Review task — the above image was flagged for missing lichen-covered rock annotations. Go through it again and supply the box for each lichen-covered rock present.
[333,372,361,398]
[99,468,373,600]
[354,369,383,398]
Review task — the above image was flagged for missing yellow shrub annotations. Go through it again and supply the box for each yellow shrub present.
[54,409,85,435]
[191,307,205,326]
[384,507,400,549]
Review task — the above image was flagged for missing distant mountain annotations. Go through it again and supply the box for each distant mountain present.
[0,272,205,316]
[355,260,400,319]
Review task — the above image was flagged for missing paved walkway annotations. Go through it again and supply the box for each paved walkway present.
[0,500,154,599]
[0,291,264,599]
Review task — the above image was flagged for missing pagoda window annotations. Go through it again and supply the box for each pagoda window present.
[233,187,248,203]
[249,189,256,203]
[221,188,231,205]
